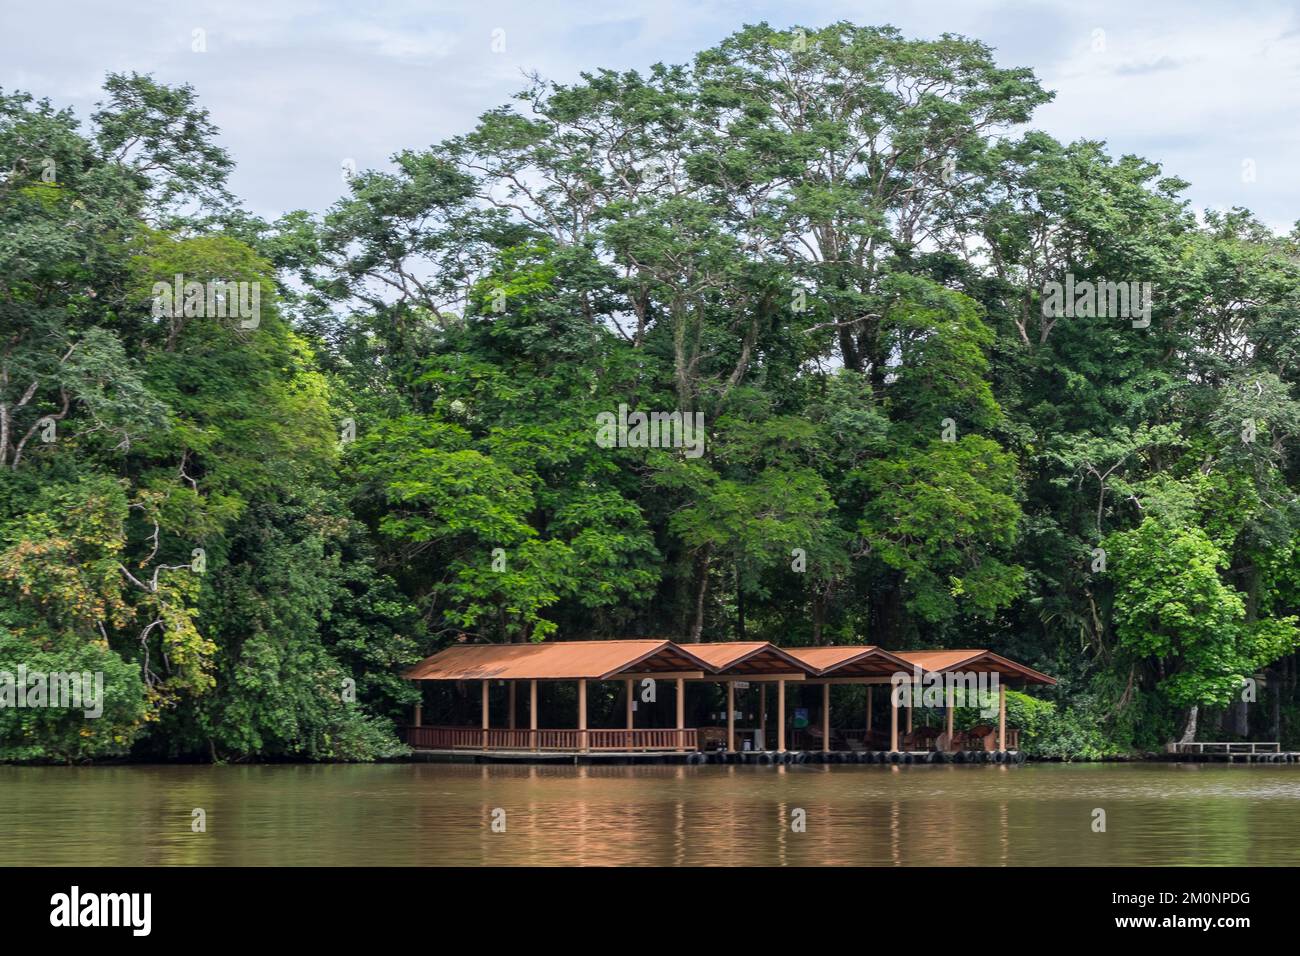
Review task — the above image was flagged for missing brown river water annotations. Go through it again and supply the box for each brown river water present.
[3,762,1298,866]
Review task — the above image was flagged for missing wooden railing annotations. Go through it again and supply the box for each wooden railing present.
[405,724,1022,754]
[405,726,698,752]
[587,728,698,750]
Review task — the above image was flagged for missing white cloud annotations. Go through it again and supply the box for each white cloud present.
[2,0,1297,229]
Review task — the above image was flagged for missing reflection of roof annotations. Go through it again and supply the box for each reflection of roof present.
[688,642,817,675]
[402,640,711,681]
[782,645,913,677]
[403,640,1056,685]
[891,650,1057,686]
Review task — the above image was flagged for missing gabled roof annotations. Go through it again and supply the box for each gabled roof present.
[891,649,1057,686]
[404,640,711,681]
[782,645,914,677]
[687,642,818,676]
[402,640,1057,686]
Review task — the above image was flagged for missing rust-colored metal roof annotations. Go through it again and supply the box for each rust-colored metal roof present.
[783,645,914,677]
[891,649,1057,686]
[403,640,1055,685]
[404,640,711,681]
[687,642,818,676]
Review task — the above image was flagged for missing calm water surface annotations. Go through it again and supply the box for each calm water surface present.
[3,762,1297,865]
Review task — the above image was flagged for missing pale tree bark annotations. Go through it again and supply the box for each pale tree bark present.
[687,547,711,643]
[1178,705,1198,745]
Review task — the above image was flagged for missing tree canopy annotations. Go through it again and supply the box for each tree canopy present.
[4,22,1300,760]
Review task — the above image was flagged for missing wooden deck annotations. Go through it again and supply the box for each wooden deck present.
[403,746,1029,766]
[785,726,1021,753]
[1166,741,1300,763]
[404,725,1027,760]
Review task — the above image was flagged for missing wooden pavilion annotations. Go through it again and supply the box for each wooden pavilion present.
[404,640,709,752]
[403,639,1056,757]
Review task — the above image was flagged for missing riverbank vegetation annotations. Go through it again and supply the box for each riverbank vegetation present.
[3,22,1299,762]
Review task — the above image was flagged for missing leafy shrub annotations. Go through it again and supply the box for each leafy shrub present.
[0,628,148,762]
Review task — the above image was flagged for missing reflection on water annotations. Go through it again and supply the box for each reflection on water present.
[3,762,1298,866]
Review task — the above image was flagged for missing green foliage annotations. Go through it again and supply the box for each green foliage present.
[1022,699,1122,762]
[1105,519,1299,711]
[858,436,1024,622]
[7,23,1300,763]
[0,627,148,762]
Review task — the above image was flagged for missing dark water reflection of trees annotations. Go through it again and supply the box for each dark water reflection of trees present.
[1,762,1291,866]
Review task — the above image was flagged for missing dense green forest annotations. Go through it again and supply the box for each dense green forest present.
[3,22,1300,762]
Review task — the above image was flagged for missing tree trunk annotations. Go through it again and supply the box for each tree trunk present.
[1178,705,1198,745]
[1232,697,1249,737]
[735,565,746,640]
[1273,672,1281,742]
[687,549,710,643]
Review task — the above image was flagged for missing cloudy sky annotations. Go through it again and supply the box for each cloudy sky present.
[3,0,1298,229]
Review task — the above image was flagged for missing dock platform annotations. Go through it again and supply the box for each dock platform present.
[1163,742,1299,764]
[404,748,1029,766]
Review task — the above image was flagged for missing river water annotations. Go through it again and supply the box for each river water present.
[3,762,1297,866]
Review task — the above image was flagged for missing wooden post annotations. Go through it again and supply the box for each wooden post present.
[777,679,786,753]
[726,681,735,752]
[530,679,538,751]
[413,703,422,728]
[998,682,1006,751]
[578,678,588,753]
[625,678,634,731]
[822,683,831,753]
[890,687,899,753]
[481,680,489,750]
[676,677,685,752]
[760,684,767,750]
[866,685,873,734]
[906,690,913,735]
[508,681,516,730]
[945,685,954,749]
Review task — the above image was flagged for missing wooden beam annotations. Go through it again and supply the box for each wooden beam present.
[946,685,954,747]
[726,680,735,752]
[777,679,786,753]
[701,673,806,682]
[625,677,634,730]
[676,677,685,753]
[481,679,489,750]
[530,680,538,752]
[413,703,422,728]
[822,682,831,753]
[810,676,898,685]
[890,689,898,753]
[866,686,873,733]
[578,678,588,753]
[759,684,767,749]
[617,670,704,681]
[998,683,1006,751]
[508,681,516,730]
